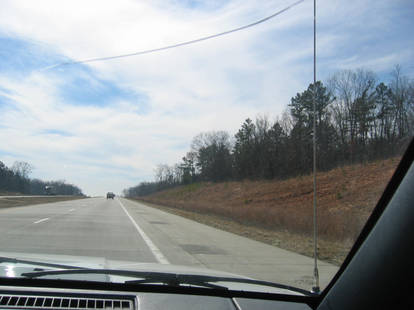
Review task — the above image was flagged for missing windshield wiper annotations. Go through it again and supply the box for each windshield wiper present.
[127,273,310,295]
[20,268,310,294]
[21,269,228,290]
[0,256,88,270]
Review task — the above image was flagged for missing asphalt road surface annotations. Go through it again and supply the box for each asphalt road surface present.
[0,197,338,289]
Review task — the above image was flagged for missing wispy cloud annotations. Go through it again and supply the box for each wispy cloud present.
[0,0,412,195]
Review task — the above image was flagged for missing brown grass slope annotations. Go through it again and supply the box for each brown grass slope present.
[137,157,400,264]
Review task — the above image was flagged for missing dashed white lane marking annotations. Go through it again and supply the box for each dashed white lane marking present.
[69,208,75,212]
[33,217,49,224]
[117,199,169,264]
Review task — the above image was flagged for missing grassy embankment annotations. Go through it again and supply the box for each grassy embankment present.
[132,157,400,265]
[0,196,86,209]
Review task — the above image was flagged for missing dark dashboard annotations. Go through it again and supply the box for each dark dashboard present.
[0,287,311,310]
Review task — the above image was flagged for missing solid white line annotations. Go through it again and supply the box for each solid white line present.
[33,217,49,224]
[117,199,169,264]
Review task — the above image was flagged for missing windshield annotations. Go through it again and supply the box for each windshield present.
[0,0,413,295]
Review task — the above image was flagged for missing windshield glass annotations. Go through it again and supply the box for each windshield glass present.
[0,0,413,294]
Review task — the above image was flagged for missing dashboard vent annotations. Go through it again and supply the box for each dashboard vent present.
[0,295,133,310]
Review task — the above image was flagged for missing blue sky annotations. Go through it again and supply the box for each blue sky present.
[0,0,413,195]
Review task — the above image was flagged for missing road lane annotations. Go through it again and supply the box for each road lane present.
[0,197,339,290]
[119,198,339,289]
[118,199,169,264]
[0,198,155,262]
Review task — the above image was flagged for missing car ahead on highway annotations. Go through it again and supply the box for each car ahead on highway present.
[106,192,115,199]
[0,140,412,309]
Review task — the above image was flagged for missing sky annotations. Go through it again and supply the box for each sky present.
[0,0,413,196]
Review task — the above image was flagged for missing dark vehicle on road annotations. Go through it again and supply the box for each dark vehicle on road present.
[106,192,115,199]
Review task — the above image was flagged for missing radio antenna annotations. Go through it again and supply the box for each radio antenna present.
[311,0,320,294]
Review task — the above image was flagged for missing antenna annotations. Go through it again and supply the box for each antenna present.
[311,0,320,294]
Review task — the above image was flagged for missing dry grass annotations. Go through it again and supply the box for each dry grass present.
[136,157,401,264]
[0,196,86,209]
[132,199,353,265]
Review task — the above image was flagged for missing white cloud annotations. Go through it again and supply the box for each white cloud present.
[0,0,412,195]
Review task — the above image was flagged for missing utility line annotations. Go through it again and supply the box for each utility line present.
[44,0,304,70]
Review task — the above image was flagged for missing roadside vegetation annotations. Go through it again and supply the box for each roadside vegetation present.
[124,67,413,198]
[0,160,84,196]
[123,66,413,264]
[132,157,400,264]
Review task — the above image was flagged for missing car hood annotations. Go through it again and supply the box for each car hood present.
[0,252,303,295]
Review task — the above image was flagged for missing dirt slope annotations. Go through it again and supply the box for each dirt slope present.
[136,157,400,264]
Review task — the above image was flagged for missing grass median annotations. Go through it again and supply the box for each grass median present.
[0,196,86,209]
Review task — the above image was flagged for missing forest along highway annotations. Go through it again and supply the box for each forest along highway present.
[0,197,338,289]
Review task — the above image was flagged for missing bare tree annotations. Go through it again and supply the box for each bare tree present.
[389,65,412,139]
[11,161,34,179]
[328,69,377,161]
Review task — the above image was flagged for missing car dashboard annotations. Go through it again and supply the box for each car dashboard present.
[0,286,312,310]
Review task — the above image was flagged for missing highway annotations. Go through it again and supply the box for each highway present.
[0,198,338,289]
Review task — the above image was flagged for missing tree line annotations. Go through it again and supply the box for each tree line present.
[123,67,413,197]
[0,160,84,195]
